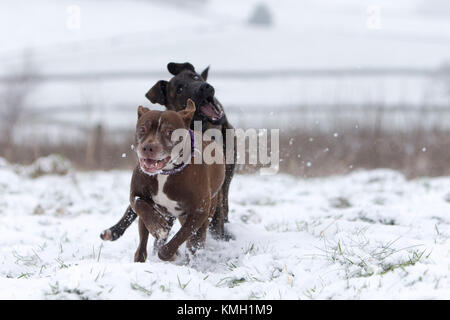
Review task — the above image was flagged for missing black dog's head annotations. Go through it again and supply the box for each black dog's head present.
[145,62,225,125]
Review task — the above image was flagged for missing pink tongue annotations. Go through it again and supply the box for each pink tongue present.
[200,103,221,117]
[141,159,167,172]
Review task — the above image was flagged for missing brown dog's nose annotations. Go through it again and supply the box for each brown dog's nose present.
[143,144,153,153]
[141,143,160,157]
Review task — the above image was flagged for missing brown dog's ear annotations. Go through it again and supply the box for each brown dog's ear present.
[137,105,150,119]
[201,66,210,81]
[179,98,196,127]
[146,80,168,105]
[167,62,195,76]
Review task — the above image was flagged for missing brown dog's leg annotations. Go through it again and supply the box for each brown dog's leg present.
[152,216,175,255]
[186,220,209,255]
[134,218,149,263]
[132,198,175,262]
[132,198,171,241]
[186,196,217,254]
[158,209,210,261]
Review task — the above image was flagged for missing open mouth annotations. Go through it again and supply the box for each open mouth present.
[139,156,171,174]
[199,97,224,122]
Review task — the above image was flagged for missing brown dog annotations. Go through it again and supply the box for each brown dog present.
[101,62,235,243]
[131,99,225,262]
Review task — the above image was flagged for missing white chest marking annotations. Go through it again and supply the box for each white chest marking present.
[153,175,183,217]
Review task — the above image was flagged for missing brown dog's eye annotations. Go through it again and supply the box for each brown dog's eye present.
[165,129,173,137]
[139,126,146,135]
[176,86,183,94]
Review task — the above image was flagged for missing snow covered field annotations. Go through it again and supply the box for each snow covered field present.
[1,158,449,299]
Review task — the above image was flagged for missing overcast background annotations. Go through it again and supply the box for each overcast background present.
[1,0,449,175]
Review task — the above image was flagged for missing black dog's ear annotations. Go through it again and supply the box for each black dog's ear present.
[167,62,195,76]
[145,80,168,105]
[201,66,210,81]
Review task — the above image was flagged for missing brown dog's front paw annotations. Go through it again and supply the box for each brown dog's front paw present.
[158,245,176,261]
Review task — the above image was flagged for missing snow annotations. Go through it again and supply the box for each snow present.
[0,159,449,299]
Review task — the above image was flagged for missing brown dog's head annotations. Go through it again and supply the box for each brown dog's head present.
[145,62,224,125]
[135,99,195,175]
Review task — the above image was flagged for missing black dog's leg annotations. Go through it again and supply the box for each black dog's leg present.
[223,161,235,223]
[210,121,236,240]
[210,191,225,239]
[100,205,137,241]
[223,120,236,224]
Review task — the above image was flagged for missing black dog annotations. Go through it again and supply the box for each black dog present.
[101,62,235,242]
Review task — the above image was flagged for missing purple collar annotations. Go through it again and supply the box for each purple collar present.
[160,129,195,175]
